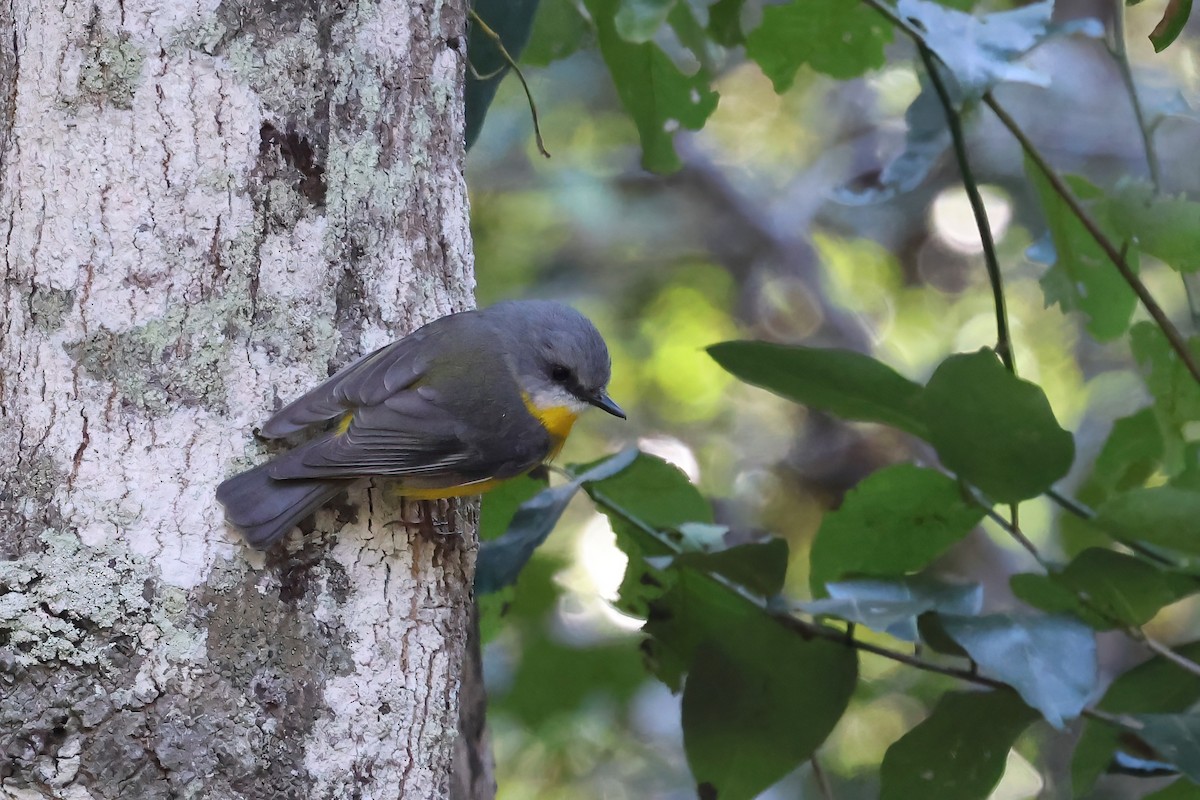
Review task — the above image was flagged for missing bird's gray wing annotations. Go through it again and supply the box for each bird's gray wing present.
[260,321,446,438]
[266,337,552,485]
[267,384,551,484]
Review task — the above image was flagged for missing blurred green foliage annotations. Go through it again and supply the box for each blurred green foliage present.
[466,0,1200,796]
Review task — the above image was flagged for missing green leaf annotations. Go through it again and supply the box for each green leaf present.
[476,449,638,593]
[939,613,1097,728]
[1029,171,1139,341]
[465,0,543,150]
[1132,714,1200,782]
[799,577,982,641]
[1145,778,1200,800]
[669,538,790,597]
[479,473,546,542]
[707,341,928,438]
[1150,0,1193,51]
[1062,408,1166,557]
[1111,182,1200,273]
[880,690,1039,800]
[523,0,589,66]
[615,0,675,42]
[585,0,719,173]
[918,349,1075,503]
[1093,409,1166,494]
[584,451,713,615]
[744,0,890,90]
[1131,323,1200,473]
[1095,486,1200,555]
[1072,641,1200,795]
[645,570,857,796]
[899,0,1102,99]
[582,451,712,530]
[1011,548,1199,630]
[706,0,745,46]
[808,465,985,595]
[496,634,647,725]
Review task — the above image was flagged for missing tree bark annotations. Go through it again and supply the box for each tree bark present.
[0,2,489,798]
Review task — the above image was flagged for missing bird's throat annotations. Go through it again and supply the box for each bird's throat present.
[523,394,579,459]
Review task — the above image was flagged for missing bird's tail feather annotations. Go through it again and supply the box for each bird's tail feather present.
[216,463,348,549]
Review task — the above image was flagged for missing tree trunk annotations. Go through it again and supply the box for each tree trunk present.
[0,2,491,798]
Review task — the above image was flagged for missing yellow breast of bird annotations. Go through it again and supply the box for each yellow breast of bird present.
[522,394,579,460]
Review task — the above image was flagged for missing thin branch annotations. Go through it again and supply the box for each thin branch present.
[1045,487,1178,566]
[860,0,1200,386]
[584,478,1146,737]
[811,755,835,800]
[915,43,1014,373]
[985,96,1200,384]
[467,9,551,159]
[980,503,1042,562]
[1110,0,1162,192]
[1136,631,1200,679]
[1045,488,1093,519]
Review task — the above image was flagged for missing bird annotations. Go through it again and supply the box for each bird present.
[216,300,625,549]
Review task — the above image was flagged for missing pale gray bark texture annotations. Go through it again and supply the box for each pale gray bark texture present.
[0,1,493,798]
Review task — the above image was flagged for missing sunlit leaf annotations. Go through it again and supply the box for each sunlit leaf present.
[745,0,890,90]
[939,613,1096,728]
[919,349,1075,502]
[1011,548,1200,629]
[881,690,1039,800]
[1095,486,1200,555]
[1029,170,1139,341]
[1072,641,1200,795]
[708,341,928,437]
[799,577,982,641]
[586,0,719,172]
[808,465,985,595]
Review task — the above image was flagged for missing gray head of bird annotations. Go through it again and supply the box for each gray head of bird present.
[490,300,626,419]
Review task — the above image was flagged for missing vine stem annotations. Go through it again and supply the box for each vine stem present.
[860,0,1200,386]
[1110,0,1162,192]
[468,9,551,158]
[582,483,1141,735]
[915,43,1014,374]
[973,494,1200,679]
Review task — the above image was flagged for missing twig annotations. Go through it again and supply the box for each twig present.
[811,754,835,800]
[985,98,1200,382]
[582,469,1156,736]
[467,9,551,158]
[1110,0,1162,192]
[1045,487,1177,566]
[860,0,1200,386]
[915,43,1014,373]
[1136,632,1200,679]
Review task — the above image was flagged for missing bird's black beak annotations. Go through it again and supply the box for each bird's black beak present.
[589,391,626,419]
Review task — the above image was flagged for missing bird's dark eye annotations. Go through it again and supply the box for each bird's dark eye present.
[550,364,571,383]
